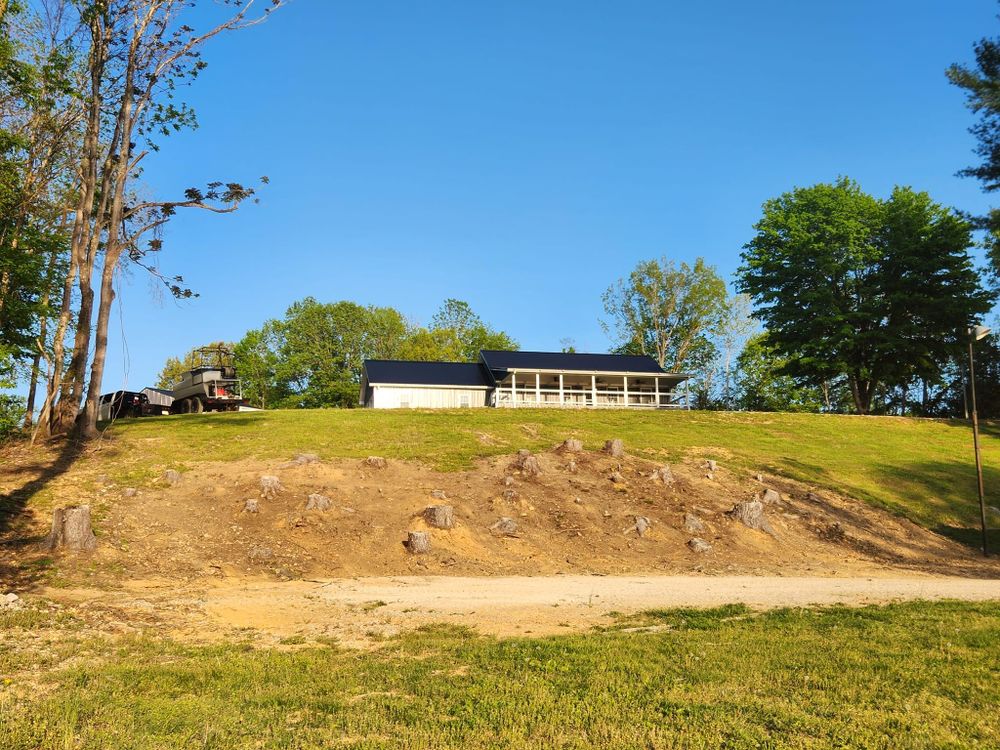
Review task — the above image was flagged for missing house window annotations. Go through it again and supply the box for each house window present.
[459,394,471,408]
[400,398,410,409]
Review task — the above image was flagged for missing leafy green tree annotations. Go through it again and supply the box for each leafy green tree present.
[233,323,286,409]
[0,346,25,440]
[256,298,411,408]
[155,342,233,389]
[425,299,518,361]
[737,179,994,415]
[602,257,728,372]
[734,334,827,412]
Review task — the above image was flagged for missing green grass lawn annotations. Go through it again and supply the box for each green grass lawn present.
[96,408,999,546]
[2,601,998,749]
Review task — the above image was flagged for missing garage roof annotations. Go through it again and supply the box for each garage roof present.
[364,360,493,387]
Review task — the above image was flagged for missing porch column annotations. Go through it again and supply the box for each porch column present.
[654,377,660,409]
[591,374,597,406]
[623,375,629,408]
[558,373,564,406]
[535,372,541,404]
[684,378,691,409]
[511,371,516,408]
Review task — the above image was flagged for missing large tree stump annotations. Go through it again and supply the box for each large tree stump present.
[46,506,96,553]
[560,438,583,453]
[423,505,454,529]
[406,531,431,553]
[603,439,625,458]
[364,456,388,470]
[727,500,775,535]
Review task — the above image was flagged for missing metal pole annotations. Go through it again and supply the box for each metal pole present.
[968,340,989,556]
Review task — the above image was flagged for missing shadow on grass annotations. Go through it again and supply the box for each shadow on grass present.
[874,457,1000,555]
[0,437,85,588]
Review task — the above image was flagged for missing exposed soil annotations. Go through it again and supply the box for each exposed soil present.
[4,440,1000,644]
[88,445,997,581]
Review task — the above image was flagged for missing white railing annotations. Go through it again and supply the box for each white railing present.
[494,386,688,409]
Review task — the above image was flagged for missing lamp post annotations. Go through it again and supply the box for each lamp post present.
[968,325,991,556]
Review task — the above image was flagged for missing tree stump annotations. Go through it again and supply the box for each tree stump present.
[703,460,718,472]
[762,489,781,505]
[306,493,331,511]
[364,456,387,470]
[406,531,430,553]
[628,516,651,537]
[603,439,625,458]
[163,469,182,486]
[259,475,283,499]
[490,517,518,537]
[683,513,705,533]
[514,448,542,477]
[687,537,712,553]
[423,505,454,529]
[244,498,260,513]
[560,438,583,453]
[727,500,775,535]
[654,466,675,484]
[46,506,96,553]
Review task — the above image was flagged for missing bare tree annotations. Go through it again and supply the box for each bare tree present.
[32,0,281,439]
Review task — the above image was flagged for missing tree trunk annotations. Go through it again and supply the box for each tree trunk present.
[727,500,775,535]
[406,531,430,553]
[46,506,97,552]
[849,374,872,415]
[423,505,454,529]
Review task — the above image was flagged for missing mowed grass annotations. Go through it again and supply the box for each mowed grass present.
[2,601,999,749]
[100,408,1000,545]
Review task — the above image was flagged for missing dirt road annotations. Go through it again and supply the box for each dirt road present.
[58,574,997,645]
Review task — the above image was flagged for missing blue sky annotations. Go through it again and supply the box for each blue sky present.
[99,0,999,392]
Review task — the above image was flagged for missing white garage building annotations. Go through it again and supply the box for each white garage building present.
[359,350,691,409]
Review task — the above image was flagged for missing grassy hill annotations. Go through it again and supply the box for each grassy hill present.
[93,408,999,548]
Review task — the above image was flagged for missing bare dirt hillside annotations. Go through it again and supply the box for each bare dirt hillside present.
[63,442,997,582]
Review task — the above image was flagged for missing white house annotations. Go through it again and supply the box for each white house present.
[359,350,691,409]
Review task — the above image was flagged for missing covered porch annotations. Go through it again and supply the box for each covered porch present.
[492,370,690,409]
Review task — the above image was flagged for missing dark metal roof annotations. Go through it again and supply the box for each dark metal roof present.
[479,350,669,374]
[364,360,492,387]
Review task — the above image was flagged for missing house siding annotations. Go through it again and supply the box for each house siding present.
[371,385,490,409]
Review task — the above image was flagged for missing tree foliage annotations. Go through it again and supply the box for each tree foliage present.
[227,298,517,409]
[737,178,994,415]
[734,334,828,413]
[602,257,728,372]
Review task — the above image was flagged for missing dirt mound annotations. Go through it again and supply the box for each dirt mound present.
[80,443,991,583]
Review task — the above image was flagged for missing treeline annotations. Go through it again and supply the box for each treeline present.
[0,1,281,441]
[600,179,999,417]
[158,299,516,409]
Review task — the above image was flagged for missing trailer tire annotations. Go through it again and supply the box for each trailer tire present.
[192,397,204,414]
[178,398,191,414]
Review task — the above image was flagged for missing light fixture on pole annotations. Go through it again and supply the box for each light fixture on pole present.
[967,325,991,556]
